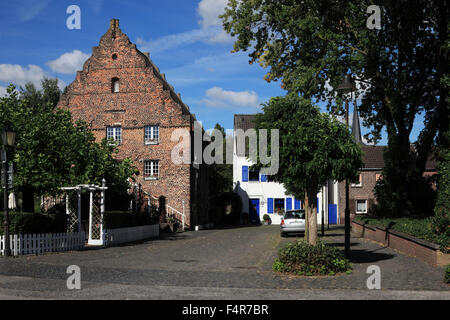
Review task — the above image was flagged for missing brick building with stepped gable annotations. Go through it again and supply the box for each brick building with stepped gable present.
[57,19,211,229]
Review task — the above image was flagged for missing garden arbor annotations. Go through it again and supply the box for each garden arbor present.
[61,179,107,245]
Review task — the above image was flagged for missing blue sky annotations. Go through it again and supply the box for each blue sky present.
[0,0,424,145]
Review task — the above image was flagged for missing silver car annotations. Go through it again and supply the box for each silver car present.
[280,209,306,237]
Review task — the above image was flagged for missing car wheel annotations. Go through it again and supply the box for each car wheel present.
[280,231,286,237]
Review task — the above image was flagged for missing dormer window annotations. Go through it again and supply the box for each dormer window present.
[112,78,119,93]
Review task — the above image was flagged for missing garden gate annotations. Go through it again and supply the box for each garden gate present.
[61,179,108,245]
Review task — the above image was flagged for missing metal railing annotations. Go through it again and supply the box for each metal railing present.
[144,192,187,230]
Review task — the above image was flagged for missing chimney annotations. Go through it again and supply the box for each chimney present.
[110,19,119,29]
[110,19,119,40]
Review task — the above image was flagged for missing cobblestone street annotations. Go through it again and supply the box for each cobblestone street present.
[0,225,448,299]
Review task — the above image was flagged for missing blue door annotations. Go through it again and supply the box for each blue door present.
[249,199,260,224]
[328,204,338,224]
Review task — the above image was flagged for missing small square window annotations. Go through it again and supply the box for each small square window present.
[144,125,159,144]
[249,169,259,181]
[106,126,122,144]
[356,200,367,214]
[144,160,159,179]
[351,174,362,187]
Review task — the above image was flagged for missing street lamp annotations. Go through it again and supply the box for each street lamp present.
[337,74,356,259]
[2,124,16,257]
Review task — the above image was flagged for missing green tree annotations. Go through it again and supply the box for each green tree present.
[0,82,136,212]
[209,123,233,194]
[253,94,363,244]
[221,0,448,217]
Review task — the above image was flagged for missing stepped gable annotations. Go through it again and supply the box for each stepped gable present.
[58,18,193,126]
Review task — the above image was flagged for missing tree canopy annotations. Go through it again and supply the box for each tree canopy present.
[253,94,363,243]
[221,0,448,216]
[0,80,136,212]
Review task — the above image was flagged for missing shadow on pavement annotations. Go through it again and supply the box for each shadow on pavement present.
[348,248,395,263]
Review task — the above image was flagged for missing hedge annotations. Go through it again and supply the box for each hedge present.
[273,240,352,276]
[104,206,159,229]
[0,212,67,235]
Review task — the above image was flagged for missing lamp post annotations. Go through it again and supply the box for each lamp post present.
[337,74,356,258]
[1,125,16,257]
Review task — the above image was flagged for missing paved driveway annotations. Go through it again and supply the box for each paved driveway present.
[0,225,448,299]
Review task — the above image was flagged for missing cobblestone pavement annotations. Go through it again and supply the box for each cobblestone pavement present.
[0,225,448,299]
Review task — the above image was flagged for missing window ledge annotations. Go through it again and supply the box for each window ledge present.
[144,176,159,181]
[145,140,159,145]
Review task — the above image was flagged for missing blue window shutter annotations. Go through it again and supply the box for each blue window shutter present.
[260,174,267,182]
[317,197,319,213]
[286,198,292,211]
[267,198,274,213]
[294,199,301,210]
[242,166,248,182]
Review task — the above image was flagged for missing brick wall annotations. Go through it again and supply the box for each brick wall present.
[57,19,208,228]
[338,170,381,223]
[352,220,448,266]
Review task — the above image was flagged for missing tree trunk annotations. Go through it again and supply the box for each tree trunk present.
[21,187,35,213]
[305,184,318,245]
[304,196,309,242]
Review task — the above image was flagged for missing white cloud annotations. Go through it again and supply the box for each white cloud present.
[0,86,7,97]
[197,0,228,28]
[137,0,232,53]
[202,86,259,108]
[0,64,66,91]
[46,50,90,75]
[0,64,47,87]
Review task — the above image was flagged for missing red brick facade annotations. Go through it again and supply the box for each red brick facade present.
[57,19,210,228]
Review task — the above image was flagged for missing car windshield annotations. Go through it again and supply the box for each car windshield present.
[284,210,305,219]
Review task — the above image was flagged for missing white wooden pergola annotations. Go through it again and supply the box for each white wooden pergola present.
[61,179,107,245]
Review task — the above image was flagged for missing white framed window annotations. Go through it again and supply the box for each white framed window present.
[106,126,122,144]
[144,125,159,144]
[351,174,362,187]
[356,200,367,214]
[144,160,159,179]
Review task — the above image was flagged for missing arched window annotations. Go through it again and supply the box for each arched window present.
[112,78,119,93]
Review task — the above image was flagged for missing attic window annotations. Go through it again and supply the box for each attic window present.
[112,78,119,93]
[112,54,118,60]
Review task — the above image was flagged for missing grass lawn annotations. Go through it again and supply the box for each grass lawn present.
[353,216,449,253]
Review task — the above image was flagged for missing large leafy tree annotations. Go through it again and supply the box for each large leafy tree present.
[0,81,136,212]
[253,94,363,244]
[221,0,448,216]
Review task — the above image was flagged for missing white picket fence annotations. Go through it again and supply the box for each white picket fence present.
[0,232,85,256]
[104,224,159,246]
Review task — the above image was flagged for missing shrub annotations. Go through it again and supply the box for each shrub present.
[103,209,158,230]
[0,212,67,234]
[263,214,272,224]
[273,240,351,276]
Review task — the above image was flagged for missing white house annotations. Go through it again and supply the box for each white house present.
[232,114,340,225]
